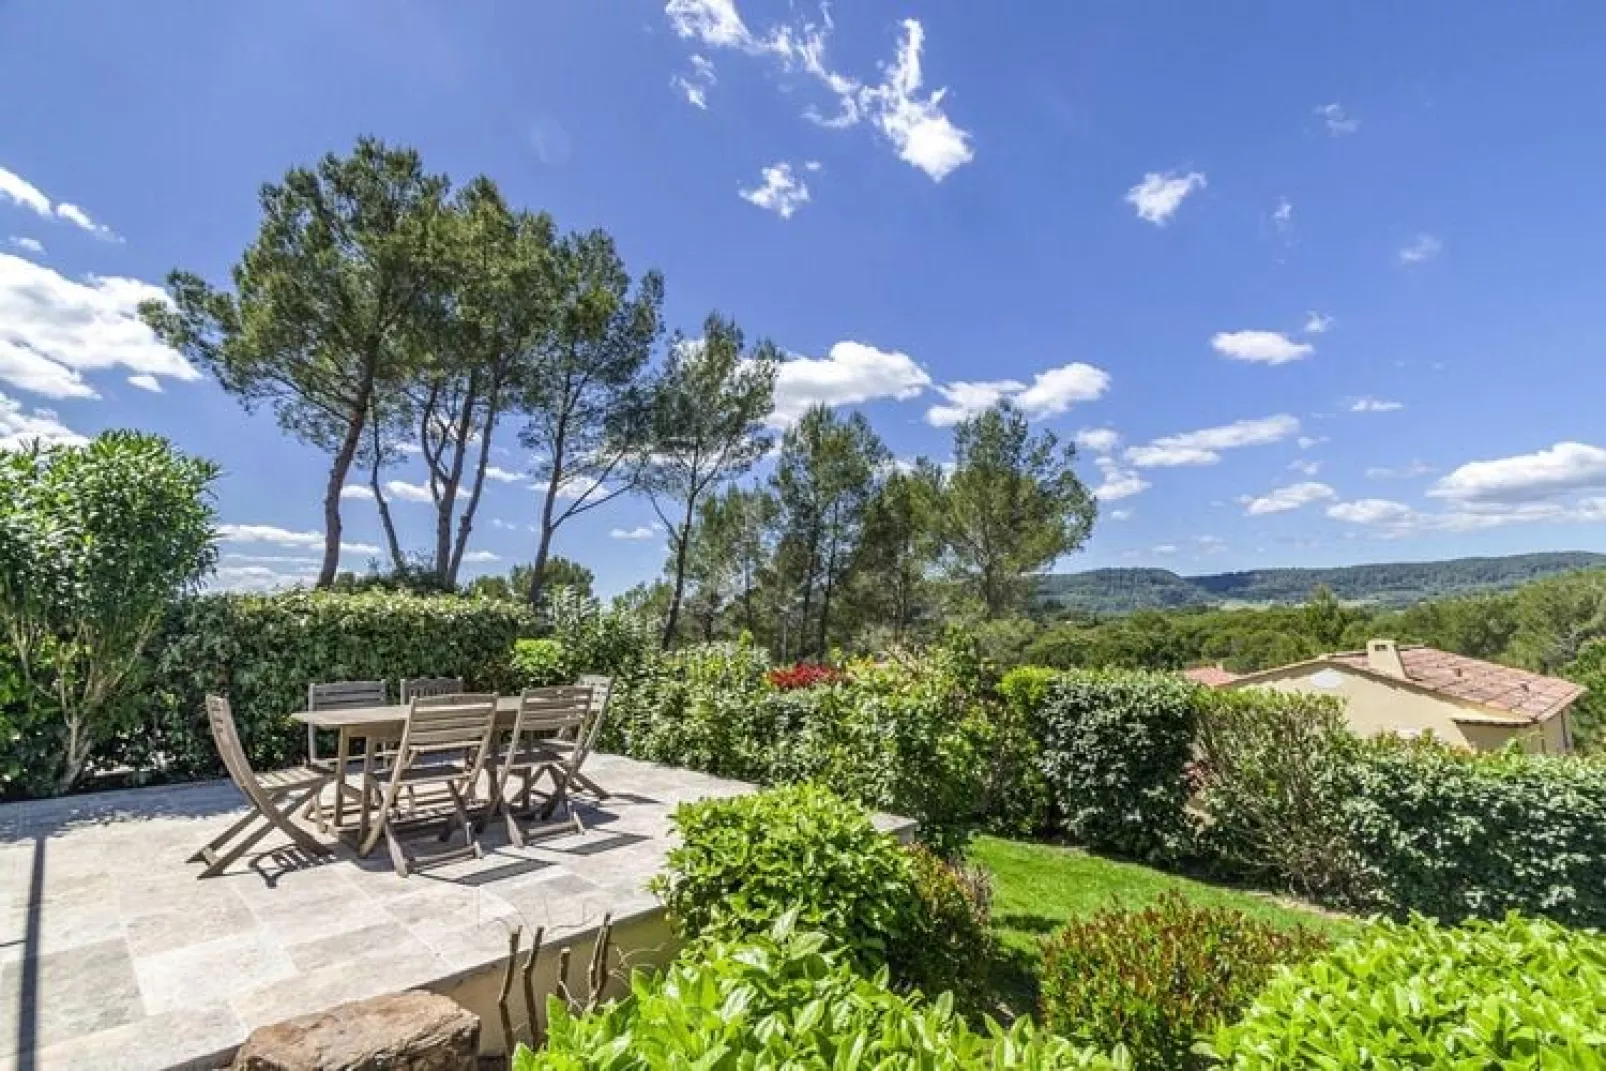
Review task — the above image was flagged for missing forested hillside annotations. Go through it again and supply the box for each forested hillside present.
[1038,552,1606,614]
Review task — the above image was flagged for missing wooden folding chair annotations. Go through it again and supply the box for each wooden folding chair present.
[490,686,593,846]
[529,676,615,823]
[400,677,465,703]
[358,693,500,878]
[305,679,389,823]
[189,695,334,878]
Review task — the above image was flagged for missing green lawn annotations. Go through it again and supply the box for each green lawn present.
[968,835,1360,1018]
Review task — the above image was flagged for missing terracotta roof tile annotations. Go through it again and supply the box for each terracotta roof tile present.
[1182,665,1242,688]
[1326,645,1584,722]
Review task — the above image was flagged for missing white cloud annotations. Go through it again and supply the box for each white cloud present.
[552,476,610,501]
[1093,456,1149,502]
[0,166,118,240]
[0,392,85,449]
[610,524,664,541]
[1350,397,1404,413]
[672,54,717,109]
[1326,494,1606,536]
[0,253,200,398]
[1241,481,1336,515]
[1107,508,1133,522]
[460,550,501,563]
[1211,330,1313,365]
[489,518,530,531]
[217,523,379,555]
[340,484,375,500]
[804,160,823,172]
[53,203,116,241]
[1195,535,1228,553]
[1398,234,1442,264]
[1272,198,1293,232]
[222,553,321,565]
[925,379,1023,428]
[1125,414,1300,468]
[1315,102,1359,136]
[1428,442,1606,504]
[127,373,161,393]
[1297,435,1326,450]
[665,5,973,181]
[1125,170,1206,225]
[384,479,433,503]
[1289,458,1322,476]
[1303,311,1333,334]
[740,162,811,219]
[1366,460,1434,480]
[483,465,522,483]
[210,565,317,593]
[1152,544,1178,556]
[1075,428,1121,455]
[1012,363,1111,420]
[8,236,43,254]
[772,340,931,427]
[1327,499,1414,526]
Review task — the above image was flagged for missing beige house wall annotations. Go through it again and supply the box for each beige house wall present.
[1238,665,1567,753]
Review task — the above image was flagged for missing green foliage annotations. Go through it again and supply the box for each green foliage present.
[608,643,992,853]
[543,587,652,679]
[897,845,997,1015]
[1566,639,1606,752]
[1209,915,1606,1069]
[0,432,219,794]
[1041,893,1331,1070]
[1033,671,1198,861]
[1190,688,1369,903]
[652,784,917,972]
[509,638,569,687]
[120,590,530,777]
[1335,735,1606,926]
[517,917,1124,1070]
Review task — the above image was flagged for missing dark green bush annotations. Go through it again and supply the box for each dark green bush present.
[509,637,570,687]
[112,590,532,776]
[517,917,1124,1070]
[1190,688,1369,903]
[895,845,996,1014]
[1209,914,1606,1068]
[1040,892,1331,1070]
[1336,735,1606,926]
[1034,671,1199,861]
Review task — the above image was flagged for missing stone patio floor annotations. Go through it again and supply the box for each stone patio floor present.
[0,753,765,1070]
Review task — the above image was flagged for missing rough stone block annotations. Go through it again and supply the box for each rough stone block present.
[232,989,479,1071]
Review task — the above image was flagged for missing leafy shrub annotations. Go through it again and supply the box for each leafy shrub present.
[543,587,651,680]
[518,916,1125,1070]
[1209,914,1606,1068]
[510,638,569,687]
[115,590,532,777]
[765,660,845,690]
[1191,688,1369,903]
[652,784,917,970]
[1040,893,1331,1070]
[896,845,997,1014]
[1034,671,1199,861]
[1336,735,1606,926]
[984,667,1058,836]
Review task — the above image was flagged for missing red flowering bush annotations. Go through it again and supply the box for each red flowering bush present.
[765,662,846,690]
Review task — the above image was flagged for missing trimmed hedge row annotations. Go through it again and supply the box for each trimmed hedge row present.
[106,591,534,779]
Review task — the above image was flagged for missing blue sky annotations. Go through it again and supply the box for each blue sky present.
[3,1,1605,597]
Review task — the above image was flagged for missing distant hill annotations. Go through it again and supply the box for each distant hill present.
[1037,552,1606,615]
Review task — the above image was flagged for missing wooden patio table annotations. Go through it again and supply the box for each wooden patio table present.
[292,696,526,845]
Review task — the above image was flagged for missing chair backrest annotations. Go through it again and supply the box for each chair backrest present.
[573,675,614,763]
[205,695,274,813]
[400,677,466,704]
[393,693,501,780]
[308,679,388,712]
[510,686,592,740]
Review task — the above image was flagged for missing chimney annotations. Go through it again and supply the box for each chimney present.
[1366,639,1407,680]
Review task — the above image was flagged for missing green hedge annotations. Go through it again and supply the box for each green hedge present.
[1032,670,1199,862]
[1208,914,1606,1068]
[108,590,533,778]
[1336,736,1606,927]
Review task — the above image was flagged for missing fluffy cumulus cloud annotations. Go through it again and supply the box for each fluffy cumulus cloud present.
[1125,171,1206,225]
[127,373,161,393]
[483,465,523,483]
[739,162,811,219]
[1326,494,1606,536]
[772,341,931,427]
[1211,330,1313,365]
[1093,456,1149,502]
[0,253,199,399]
[1398,234,1442,264]
[665,3,973,181]
[8,236,43,254]
[1428,441,1606,504]
[1075,428,1121,455]
[1350,397,1404,413]
[217,523,379,555]
[460,550,500,563]
[1366,460,1434,480]
[1315,102,1359,136]
[1327,498,1414,526]
[1241,481,1337,516]
[0,166,118,239]
[1125,414,1300,468]
[1303,311,1333,335]
[385,479,433,503]
[210,564,318,593]
[0,392,85,449]
[925,363,1109,427]
[340,484,375,500]
[610,524,664,541]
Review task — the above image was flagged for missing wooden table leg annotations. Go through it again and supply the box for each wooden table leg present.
[358,732,373,848]
[332,728,351,829]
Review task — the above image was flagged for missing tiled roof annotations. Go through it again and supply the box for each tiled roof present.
[1183,665,1242,687]
[1325,645,1584,722]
